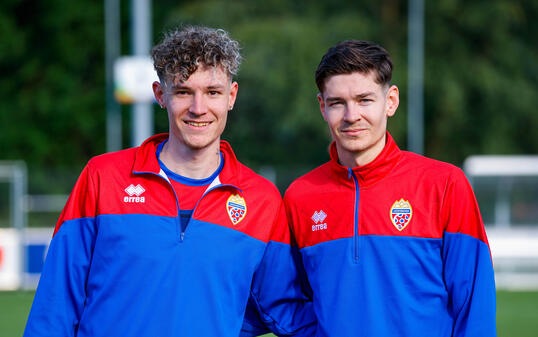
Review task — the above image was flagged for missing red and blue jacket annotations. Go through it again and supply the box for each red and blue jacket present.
[284,133,496,337]
[24,134,315,337]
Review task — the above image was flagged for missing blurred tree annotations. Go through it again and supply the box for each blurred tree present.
[0,0,536,193]
[425,0,538,163]
[0,0,105,192]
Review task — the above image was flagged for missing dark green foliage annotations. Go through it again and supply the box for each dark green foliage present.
[425,0,538,163]
[0,0,536,193]
[0,0,105,193]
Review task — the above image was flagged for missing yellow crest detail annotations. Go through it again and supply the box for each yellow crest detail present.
[226,194,247,225]
[390,199,413,231]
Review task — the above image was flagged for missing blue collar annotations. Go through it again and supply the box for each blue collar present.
[156,140,224,186]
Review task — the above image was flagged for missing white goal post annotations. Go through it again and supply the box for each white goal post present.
[0,161,27,290]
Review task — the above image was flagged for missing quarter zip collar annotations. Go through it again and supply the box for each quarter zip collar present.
[329,132,402,187]
[131,133,243,188]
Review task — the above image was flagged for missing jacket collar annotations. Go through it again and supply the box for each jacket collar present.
[329,132,402,187]
[132,133,242,187]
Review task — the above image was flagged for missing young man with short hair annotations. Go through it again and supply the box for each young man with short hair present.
[24,26,315,337]
[284,40,496,336]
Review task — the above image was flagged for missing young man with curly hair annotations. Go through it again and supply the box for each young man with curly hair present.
[284,40,496,336]
[24,26,315,337]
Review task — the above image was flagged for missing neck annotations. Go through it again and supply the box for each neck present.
[338,134,387,168]
[159,138,221,180]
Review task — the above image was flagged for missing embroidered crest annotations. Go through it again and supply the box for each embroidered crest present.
[390,199,413,231]
[226,194,247,225]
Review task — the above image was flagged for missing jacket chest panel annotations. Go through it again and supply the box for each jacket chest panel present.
[195,192,248,228]
[194,190,274,242]
[96,175,178,217]
[360,175,445,238]
[292,179,445,249]
[291,189,355,248]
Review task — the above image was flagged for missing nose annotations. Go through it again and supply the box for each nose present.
[188,93,208,115]
[343,101,362,123]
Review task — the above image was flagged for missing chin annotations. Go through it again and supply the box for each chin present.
[339,139,371,153]
[184,141,212,150]
[184,137,220,151]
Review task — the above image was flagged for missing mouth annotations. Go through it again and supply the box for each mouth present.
[341,127,368,136]
[185,121,211,127]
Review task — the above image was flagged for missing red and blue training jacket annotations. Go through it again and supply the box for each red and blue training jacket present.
[24,134,315,337]
[284,133,496,337]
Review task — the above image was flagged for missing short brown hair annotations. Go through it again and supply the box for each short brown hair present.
[315,40,393,93]
[151,25,242,83]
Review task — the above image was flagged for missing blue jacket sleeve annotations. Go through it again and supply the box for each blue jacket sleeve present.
[242,203,317,336]
[441,169,497,336]
[24,164,97,336]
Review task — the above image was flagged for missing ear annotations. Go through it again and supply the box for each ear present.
[228,81,239,110]
[153,81,166,108]
[385,85,399,117]
[317,93,328,121]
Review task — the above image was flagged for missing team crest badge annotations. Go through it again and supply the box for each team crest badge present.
[390,199,413,231]
[226,194,247,225]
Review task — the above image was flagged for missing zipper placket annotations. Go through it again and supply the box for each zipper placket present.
[134,170,183,242]
[348,168,360,263]
[135,170,242,243]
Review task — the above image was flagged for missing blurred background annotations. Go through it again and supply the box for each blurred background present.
[0,0,537,335]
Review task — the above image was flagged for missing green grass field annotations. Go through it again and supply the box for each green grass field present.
[3,290,537,336]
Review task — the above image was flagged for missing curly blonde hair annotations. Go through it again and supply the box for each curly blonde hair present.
[151,25,242,83]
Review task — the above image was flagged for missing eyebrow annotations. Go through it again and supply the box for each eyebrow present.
[325,91,376,102]
[353,91,376,99]
[206,85,225,90]
[167,84,226,91]
[325,96,344,103]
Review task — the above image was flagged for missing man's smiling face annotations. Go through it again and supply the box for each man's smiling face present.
[153,65,238,152]
[318,71,399,167]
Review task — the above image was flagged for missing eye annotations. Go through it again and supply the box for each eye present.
[359,98,373,105]
[174,89,189,96]
[208,90,220,95]
[329,101,344,107]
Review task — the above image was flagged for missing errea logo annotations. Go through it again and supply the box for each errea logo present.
[124,184,146,203]
[311,210,327,231]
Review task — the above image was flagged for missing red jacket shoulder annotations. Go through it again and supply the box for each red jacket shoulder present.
[285,162,333,202]
[236,162,282,201]
[87,147,138,173]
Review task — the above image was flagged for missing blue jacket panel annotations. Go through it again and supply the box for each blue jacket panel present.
[300,234,495,337]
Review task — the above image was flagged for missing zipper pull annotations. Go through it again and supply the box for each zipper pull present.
[180,232,185,241]
[348,168,353,179]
